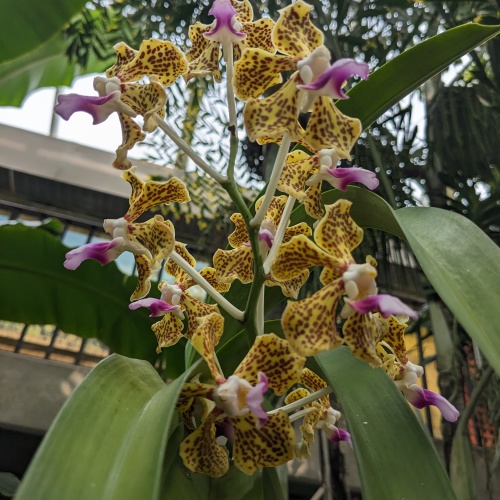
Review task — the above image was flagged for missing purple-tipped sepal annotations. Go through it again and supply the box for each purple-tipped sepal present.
[246,372,269,429]
[64,238,125,270]
[298,58,369,99]
[204,0,246,44]
[258,228,275,249]
[406,385,460,422]
[349,294,418,321]
[330,427,352,447]
[55,91,135,124]
[328,167,379,191]
[129,298,180,318]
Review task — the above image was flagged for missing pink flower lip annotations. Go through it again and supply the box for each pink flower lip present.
[406,386,460,423]
[204,0,246,42]
[246,372,269,429]
[349,294,418,321]
[129,298,180,318]
[55,91,122,125]
[63,239,123,270]
[328,167,379,191]
[258,228,275,249]
[331,427,352,447]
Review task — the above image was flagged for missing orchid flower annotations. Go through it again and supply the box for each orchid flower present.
[184,0,275,83]
[271,200,417,362]
[130,244,230,353]
[213,196,311,298]
[56,39,188,170]
[178,332,306,477]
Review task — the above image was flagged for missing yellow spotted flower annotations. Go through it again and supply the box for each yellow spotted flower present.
[185,0,275,83]
[178,331,306,477]
[64,169,190,301]
[213,195,311,299]
[271,199,417,362]
[130,243,230,353]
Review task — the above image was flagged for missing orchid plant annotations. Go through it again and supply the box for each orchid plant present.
[9,1,500,499]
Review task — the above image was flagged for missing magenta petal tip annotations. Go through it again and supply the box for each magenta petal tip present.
[350,294,418,321]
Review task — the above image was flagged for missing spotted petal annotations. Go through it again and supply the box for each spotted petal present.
[191,312,225,383]
[244,75,304,143]
[130,253,153,301]
[343,311,382,366]
[106,39,188,86]
[303,182,324,220]
[233,333,306,395]
[114,113,146,170]
[164,242,196,283]
[122,169,190,222]
[382,316,409,364]
[299,97,361,156]
[233,48,294,101]
[213,245,254,284]
[256,195,287,226]
[272,0,323,58]
[177,382,214,413]
[282,280,344,356]
[278,151,319,199]
[185,40,222,83]
[265,270,309,300]
[151,311,185,353]
[227,212,250,248]
[241,18,275,53]
[229,0,253,23]
[183,294,220,338]
[180,413,229,478]
[231,411,294,474]
[300,368,330,407]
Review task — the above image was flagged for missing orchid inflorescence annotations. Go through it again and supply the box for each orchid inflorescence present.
[57,0,459,478]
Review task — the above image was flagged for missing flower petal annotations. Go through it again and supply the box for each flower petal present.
[303,182,325,220]
[113,113,146,170]
[63,239,124,270]
[330,427,352,446]
[122,169,190,222]
[300,368,330,407]
[405,385,460,422]
[266,269,309,300]
[272,0,323,58]
[233,333,306,395]
[231,410,294,474]
[228,0,253,23]
[281,280,344,356]
[349,294,418,321]
[204,0,247,44]
[342,311,383,366]
[278,152,319,199]
[227,212,250,248]
[380,315,409,364]
[328,167,379,191]
[129,297,179,317]
[245,372,269,429]
[151,311,185,353]
[183,294,220,338]
[130,253,154,301]
[213,245,254,284]
[241,18,275,54]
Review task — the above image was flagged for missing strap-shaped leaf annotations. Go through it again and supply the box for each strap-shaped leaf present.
[316,348,455,500]
[338,22,500,128]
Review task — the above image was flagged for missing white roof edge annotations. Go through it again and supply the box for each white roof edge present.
[0,123,183,199]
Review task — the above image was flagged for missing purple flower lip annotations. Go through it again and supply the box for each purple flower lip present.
[204,0,246,43]
[298,58,369,99]
[349,294,418,321]
[331,427,352,447]
[246,372,269,429]
[406,386,460,422]
[129,298,180,317]
[328,167,379,191]
[63,239,124,270]
[258,228,275,249]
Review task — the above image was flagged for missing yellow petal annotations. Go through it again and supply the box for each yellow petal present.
[272,0,323,58]
[113,113,146,170]
[233,49,294,101]
[213,245,254,284]
[281,280,344,356]
[271,234,333,282]
[314,200,363,275]
[180,413,229,478]
[278,153,319,199]
[284,387,311,405]
[106,42,137,73]
[382,315,408,364]
[227,212,250,248]
[185,41,222,83]
[185,23,211,63]
[177,382,214,413]
[303,182,325,220]
[242,18,276,54]
[231,411,294,474]
[300,368,330,408]
[233,333,306,395]
[151,312,184,353]
[164,242,195,283]
[255,194,287,226]
[122,170,190,222]
[183,294,220,338]
[343,312,383,366]
[130,253,152,301]
[282,222,312,243]
[265,269,309,300]
[197,267,231,293]
[129,215,175,267]
[299,97,361,155]
[229,0,253,23]
[107,39,188,86]
[244,75,304,143]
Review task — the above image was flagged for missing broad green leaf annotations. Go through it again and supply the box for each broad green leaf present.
[16,355,191,500]
[394,207,500,375]
[0,225,156,360]
[450,431,476,500]
[0,0,87,64]
[338,23,500,128]
[0,35,110,107]
[316,348,455,500]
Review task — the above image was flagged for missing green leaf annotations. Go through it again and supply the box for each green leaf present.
[394,207,500,375]
[316,348,455,500]
[0,0,88,64]
[338,23,500,128]
[16,355,191,500]
[0,225,156,360]
[0,472,20,497]
[0,35,110,107]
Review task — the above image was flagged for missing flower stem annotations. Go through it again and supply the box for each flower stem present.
[256,288,265,335]
[269,387,333,415]
[250,131,292,228]
[169,251,244,321]
[154,114,227,184]
[288,407,317,423]
[263,195,296,274]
